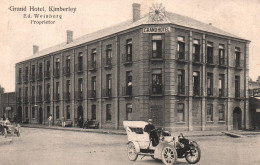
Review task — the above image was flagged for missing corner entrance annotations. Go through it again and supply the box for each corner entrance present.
[233,107,242,130]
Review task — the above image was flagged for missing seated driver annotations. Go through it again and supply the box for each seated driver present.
[144,119,159,146]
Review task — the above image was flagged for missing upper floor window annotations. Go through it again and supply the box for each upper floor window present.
[18,68,22,80]
[31,65,35,80]
[78,52,83,71]
[56,82,60,98]
[25,67,29,77]
[106,74,112,90]
[193,71,200,95]
[207,42,214,64]
[56,58,60,70]
[66,105,70,119]
[66,80,70,95]
[78,78,83,92]
[106,45,112,65]
[235,47,241,67]
[46,60,50,73]
[235,76,240,97]
[219,74,225,97]
[39,63,43,74]
[219,44,225,65]
[207,73,213,96]
[177,36,185,59]
[152,69,162,94]
[47,83,51,96]
[31,86,35,97]
[92,76,96,91]
[126,39,132,61]
[91,49,97,62]
[126,71,132,95]
[177,70,185,94]
[152,35,162,58]
[66,56,71,72]
[193,39,200,62]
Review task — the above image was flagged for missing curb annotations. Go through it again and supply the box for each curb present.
[222,132,247,138]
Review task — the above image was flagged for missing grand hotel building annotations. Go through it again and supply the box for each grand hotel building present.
[15,3,250,131]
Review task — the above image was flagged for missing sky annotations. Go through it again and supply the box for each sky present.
[0,0,260,92]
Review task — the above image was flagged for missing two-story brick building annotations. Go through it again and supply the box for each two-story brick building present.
[15,3,250,131]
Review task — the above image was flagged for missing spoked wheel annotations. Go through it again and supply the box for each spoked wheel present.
[127,142,138,161]
[3,128,7,138]
[16,129,21,137]
[185,146,201,164]
[161,146,177,165]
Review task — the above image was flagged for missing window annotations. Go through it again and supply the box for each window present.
[152,69,162,94]
[47,83,50,97]
[18,68,22,82]
[126,104,132,120]
[235,76,240,97]
[219,44,225,65]
[66,80,70,99]
[106,45,112,65]
[235,47,241,67]
[177,103,185,122]
[206,104,213,122]
[39,63,43,76]
[78,52,83,71]
[219,74,224,97]
[32,65,35,80]
[25,107,28,118]
[25,67,29,80]
[32,107,35,118]
[25,87,28,98]
[38,85,42,100]
[46,60,50,73]
[177,70,185,94]
[106,74,112,96]
[56,82,59,99]
[91,49,97,68]
[55,58,60,76]
[152,35,162,58]
[126,71,132,95]
[207,73,213,96]
[92,76,96,91]
[18,88,21,98]
[66,56,71,73]
[177,36,185,59]
[207,42,213,64]
[219,105,225,121]
[32,86,35,102]
[66,105,70,119]
[106,104,112,121]
[193,71,200,95]
[91,105,96,120]
[56,106,59,119]
[78,78,83,92]
[47,106,50,119]
[193,39,200,62]
[126,39,132,61]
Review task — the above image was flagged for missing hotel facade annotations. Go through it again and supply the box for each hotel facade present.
[15,3,250,131]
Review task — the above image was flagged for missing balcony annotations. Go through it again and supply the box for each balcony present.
[63,67,71,77]
[44,94,51,103]
[103,58,112,69]
[54,69,60,78]
[235,89,244,99]
[151,85,163,96]
[218,88,228,98]
[75,91,83,101]
[122,86,132,98]
[122,53,132,65]
[63,92,71,101]
[193,86,202,97]
[44,71,51,79]
[23,96,29,104]
[218,58,228,68]
[16,97,22,104]
[75,63,83,73]
[88,61,96,71]
[102,89,112,99]
[192,54,203,65]
[177,85,188,96]
[23,75,28,83]
[235,60,244,70]
[30,74,36,82]
[36,95,43,103]
[151,51,163,62]
[176,51,188,63]
[88,90,96,99]
[37,72,43,81]
[206,56,218,67]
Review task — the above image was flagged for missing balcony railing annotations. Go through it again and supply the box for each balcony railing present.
[176,51,188,62]
[103,58,112,69]
[235,60,244,69]
[54,69,60,78]
[63,92,71,101]
[102,89,112,98]
[75,91,83,101]
[207,55,218,66]
[151,85,163,96]
[218,88,227,98]
[23,96,29,103]
[88,61,96,71]
[37,72,43,81]
[193,53,203,64]
[30,74,36,82]
[122,53,132,65]
[193,86,202,96]
[37,95,43,102]
[23,75,29,83]
[16,97,22,104]
[44,94,51,102]
[151,51,163,62]
[54,94,60,101]
[122,86,132,97]
[177,85,188,96]
[63,67,71,77]
[88,90,96,99]
[75,63,83,73]
[44,71,51,79]
[219,57,227,67]
[235,89,244,99]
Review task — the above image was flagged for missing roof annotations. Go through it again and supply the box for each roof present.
[19,11,247,63]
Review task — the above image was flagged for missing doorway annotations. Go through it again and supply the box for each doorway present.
[39,107,43,124]
[233,107,242,130]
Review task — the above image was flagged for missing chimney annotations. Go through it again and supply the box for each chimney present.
[33,45,39,54]
[66,30,73,44]
[132,3,141,22]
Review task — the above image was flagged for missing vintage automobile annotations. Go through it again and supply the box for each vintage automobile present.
[0,121,21,138]
[123,121,201,165]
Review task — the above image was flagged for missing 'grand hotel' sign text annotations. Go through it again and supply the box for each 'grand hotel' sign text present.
[143,27,171,33]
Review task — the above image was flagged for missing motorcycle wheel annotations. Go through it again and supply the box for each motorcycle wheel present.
[185,146,201,164]
[161,145,177,165]
[127,142,138,161]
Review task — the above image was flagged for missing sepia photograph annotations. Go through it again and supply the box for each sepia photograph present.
[0,0,260,164]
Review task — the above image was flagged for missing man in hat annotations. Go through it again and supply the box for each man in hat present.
[144,119,159,146]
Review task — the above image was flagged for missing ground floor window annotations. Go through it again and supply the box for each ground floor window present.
[207,104,213,121]
[25,107,28,118]
[106,104,111,121]
[47,106,50,118]
[126,104,132,120]
[32,107,35,118]
[91,105,96,120]
[56,106,59,119]
[219,105,225,121]
[177,103,184,122]
[66,105,70,119]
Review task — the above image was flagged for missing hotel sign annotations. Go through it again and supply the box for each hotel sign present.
[143,27,171,33]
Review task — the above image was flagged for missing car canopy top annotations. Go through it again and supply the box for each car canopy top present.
[123,121,148,129]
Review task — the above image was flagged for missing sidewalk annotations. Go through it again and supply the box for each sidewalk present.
[21,124,260,137]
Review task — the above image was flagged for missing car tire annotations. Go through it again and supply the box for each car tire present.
[185,146,201,164]
[16,129,21,137]
[127,142,138,161]
[161,145,177,165]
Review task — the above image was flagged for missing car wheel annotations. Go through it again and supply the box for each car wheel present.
[3,128,7,138]
[161,145,177,165]
[185,146,201,164]
[127,142,138,161]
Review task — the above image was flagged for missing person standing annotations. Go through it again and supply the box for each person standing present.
[144,119,159,146]
[48,115,53,127]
